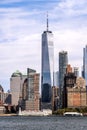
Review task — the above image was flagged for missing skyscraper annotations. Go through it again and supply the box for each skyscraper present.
[73,67,79,77]
[18,68,40,111]
[10,70,27,106]
[24,68,40,111]
[83,45,87,86]
[59,51,68,89]
[59,51,68,108]
[41,14,54,103]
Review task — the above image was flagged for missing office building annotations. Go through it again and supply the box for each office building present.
[21,68,40,111]
[66,64,72,73]
[59,51,68,89]
[52,86,59,112]
[73,67,79,77]
[63,65,77,108]
[41,14,54,103]
[0,85,11,113]
[10,70,27,106]
[59,51,68,108]
[64,64,76,88]
[83,45,87,85]
[54,71,59,87]
[67,77,87,108]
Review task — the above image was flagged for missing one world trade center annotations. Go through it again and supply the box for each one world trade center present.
[41,14,54,104]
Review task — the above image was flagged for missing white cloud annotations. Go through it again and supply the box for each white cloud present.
[0,0,87,91]
[50,0,87,19]
[0,7,42,91]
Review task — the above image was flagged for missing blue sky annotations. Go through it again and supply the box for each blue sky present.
[0,0,87,91]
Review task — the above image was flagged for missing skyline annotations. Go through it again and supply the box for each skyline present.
[0,0,87,91]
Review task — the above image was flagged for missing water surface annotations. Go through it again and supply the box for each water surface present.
[0,116,87,130]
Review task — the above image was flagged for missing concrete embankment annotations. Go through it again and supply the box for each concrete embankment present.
[0,114,17,116]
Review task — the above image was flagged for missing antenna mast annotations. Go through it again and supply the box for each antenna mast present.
[47,12,49,31]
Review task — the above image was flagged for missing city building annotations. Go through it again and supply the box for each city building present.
[59,51,68,89]
[73,67,79,77]
[59,51,68,108]
[21,68,40,111]
[52,86,59,112]
[67,77,87,108]
[76,77,86,88]
[0,85,11,106]
[41,14,54,105]
[66,64,72,73]
[83,45,87,86]
[54,71,59,87]
[0,85,11,113]
[10,69,40,112]
[64,65,77,88]
[63,70,77,108]
[10,70,27,106]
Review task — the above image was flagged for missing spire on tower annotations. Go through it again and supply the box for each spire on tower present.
[47,12,49,31]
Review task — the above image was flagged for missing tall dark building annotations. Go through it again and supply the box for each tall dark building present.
[59,51,68,89]
[59,51,68,108]
[63,65,77,108]
[41,14,54,104]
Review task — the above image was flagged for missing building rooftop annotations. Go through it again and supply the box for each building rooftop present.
[11,70,22,77]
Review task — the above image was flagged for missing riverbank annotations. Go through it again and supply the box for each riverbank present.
[53,107,87,115]
[0,113,17,116]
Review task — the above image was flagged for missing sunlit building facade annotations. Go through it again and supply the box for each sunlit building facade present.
[10,71,27,106]
[67,77,87,108]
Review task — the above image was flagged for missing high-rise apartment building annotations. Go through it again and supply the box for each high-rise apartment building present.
[83,45,87,85]
[59,51,68,89]
[41,15,54,103]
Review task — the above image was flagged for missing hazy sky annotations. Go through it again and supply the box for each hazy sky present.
[0,0,87,91]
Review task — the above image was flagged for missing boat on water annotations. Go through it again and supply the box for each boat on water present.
[63,112,83,116]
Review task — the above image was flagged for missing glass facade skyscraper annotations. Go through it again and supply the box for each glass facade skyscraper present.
[59,51,68,89]
[41,16,54,103]
[59,51,68,108]
[83,45,87,86]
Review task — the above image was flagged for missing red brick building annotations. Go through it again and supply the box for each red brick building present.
[67,77,87,108]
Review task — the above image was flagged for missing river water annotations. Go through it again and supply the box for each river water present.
[0,116,87,130]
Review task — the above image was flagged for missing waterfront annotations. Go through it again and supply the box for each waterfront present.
[0,116,87,130]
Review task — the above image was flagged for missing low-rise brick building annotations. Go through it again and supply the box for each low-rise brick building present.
[66,77,87,108]
[67,87,87,108]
